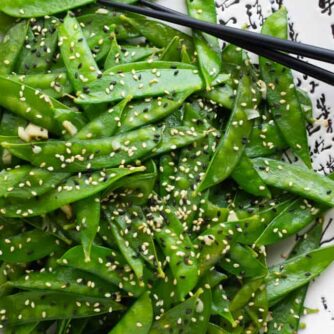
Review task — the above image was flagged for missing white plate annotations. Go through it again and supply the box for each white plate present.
[162,0,334,332]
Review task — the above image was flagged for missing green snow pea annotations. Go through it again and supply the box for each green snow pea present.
[104,206,163,276]
[260,8,311,167]
[0,12,15,42]
[255,198,323,246]
[8,72,73,99]
[198,75,260,192]
[59,13,100,93]
[266,244,334,306]
[154,209,199,300]
[0,76,84,135]
[253,158,334,207]
[76,97,130,140]
[0,291,123,326]
[220,244,268,279]
[181,44,193,64]
[201,84,235,110]
[0,0,95,18]
[3,126,162,172]
[9,266,119,298]
[211,284,235,326]
[74,195,100,262]
[16,18,58,75]
[198,270,227,289]
[59,245,144,296]
[160,36,181,62]
[4,323,39,334]
[296,88,314,123]
[149,289,204,334]
[245,120,288,158]
[186,0,221,87]
[108,291,153,334]
[0,229,63,264]
[268,224,322,334]
[0,21,28,75]
[121,14,194,53]
[159,153,177,198]
[120,90,194,133]
[0,165,32,197]
[75,65,203,104]
[0,167,142,218]
[231,153,271,198]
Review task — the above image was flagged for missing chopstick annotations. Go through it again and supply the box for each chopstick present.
[98,0,334,85]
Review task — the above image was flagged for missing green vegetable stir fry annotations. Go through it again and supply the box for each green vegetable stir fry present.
[0,1,333,333]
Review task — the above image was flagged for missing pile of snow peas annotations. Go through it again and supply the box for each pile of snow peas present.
[0,0,333,333]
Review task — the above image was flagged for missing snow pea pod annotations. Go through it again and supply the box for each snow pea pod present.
[120,90,194,133]
[4,323,39,334]
[0,229,63,264]
[186,0,221,87]
[74,195,100,262]
[266,245,334,306]
[0,21,28,75]
[267,223,322,334]
[297,88,314,123]
[3,126,162,172]
[0,76,83,135]
[260,8,311,167]
[121,14,194,53]
[75,97,130,140]
[108,291,152,334]
[9,266,118,298]
[75,66,203,104]
[253,158,334,207]
[0,12,15,42]
[0,167,142,218]
[245,120,288,158]
[16,18,58,75]
[201,84,235,110]
[255,198,323,246]
[59,245,144,296]
[149,289,204,334]
[220,244,268,279]
[0,165,32,197]
[0,291,123,326]
[0,0,95,18]
[8,72,73,99]
[231,153,271,198]
[160,36,181,62]
[198,75,260,192]
[59,13,99,93]
[154,210,199,300]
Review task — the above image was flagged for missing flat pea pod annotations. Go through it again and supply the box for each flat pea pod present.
[0,291,123,326]
[211,284,235,326]
[160,36,181,62]
[9,266,119,298]
[15,18,58,75]
[121,14,194,53]
[75,97,131,140]
[297,88,314,123]
[253,158,334,207]
[120,90,194,133]
[0,167,142,218]
[260,8,311,167]
[0,12,15,42]
[201,84,235,110]
[0,21,28,75]
[75,65,204,104]
[245,120,288,158]
[74,196,100,262]
[219,244,268,279]
[149,289,204,334]
[198,75,260,192]
[4,323,39,334]
[266,244,334,306]
[3,126,162,172]
[59,13,100,93]
[0,230,62,264]
[59,245,144,296]
[8,72,73,99]
[154,209,199,300]
[108,291,153,334]
[255,198,323,246]
[231,153,271,198]
[0,0,95,18]
[0,165,32,197]
[208,323,232,334]
[186,0,221,87]
[0,76,83,135]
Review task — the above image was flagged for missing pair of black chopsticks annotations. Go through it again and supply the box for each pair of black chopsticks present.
[98,0,334,86]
